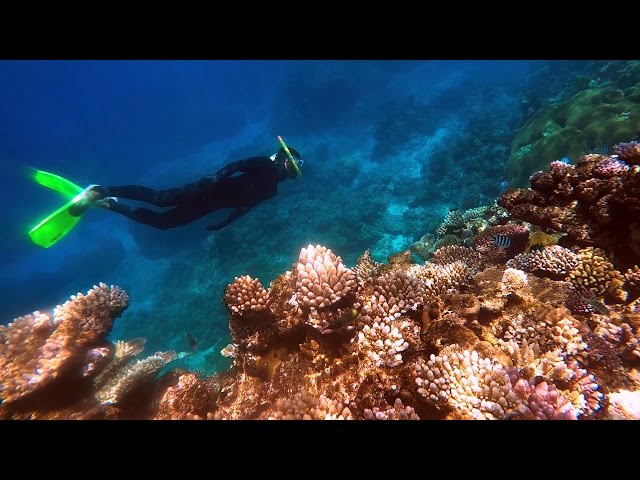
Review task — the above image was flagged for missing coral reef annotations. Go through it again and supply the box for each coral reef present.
[0,284,178,419]
[410,203,511,261]
[499,151,640,268]
[4,240,640,420]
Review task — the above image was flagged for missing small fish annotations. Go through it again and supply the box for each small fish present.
[221,343,237,358]
[591,146,609,155]
[500,179,509,190]
[588,298,610,316]
[327,306,362,330]
[558,156,570,164]
[491,234,512,248]
[186,332,198,350]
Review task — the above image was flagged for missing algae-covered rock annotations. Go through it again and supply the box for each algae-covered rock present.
[507,84,640,187]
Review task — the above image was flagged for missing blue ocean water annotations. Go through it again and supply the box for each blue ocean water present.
[0,59,610,375]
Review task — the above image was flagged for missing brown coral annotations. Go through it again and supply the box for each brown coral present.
[568,247,625,300]
[498,153,640,267]
[0,283,129,406]
[507,245,579,280]
[155,373,214,419]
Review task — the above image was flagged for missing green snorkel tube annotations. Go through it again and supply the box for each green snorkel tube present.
[27,169,91,248]
[277,135,301,177]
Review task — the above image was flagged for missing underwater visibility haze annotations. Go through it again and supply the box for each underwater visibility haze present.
[1,59,640,420]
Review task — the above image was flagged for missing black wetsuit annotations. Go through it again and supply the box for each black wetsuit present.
[97,157,287,230]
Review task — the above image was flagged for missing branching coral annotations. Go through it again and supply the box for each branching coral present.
[508,245,579,280]
[95,351,176,406]
[352,249,382,282]
[431,245,482,273]
[613,141,640,165]
[294,244,357,310]
[363,398,420,420]
[568,247,625,301]
[224,275,269,314]
[155,372,213,420]
[414,349,582,419]
[266,390,353,420]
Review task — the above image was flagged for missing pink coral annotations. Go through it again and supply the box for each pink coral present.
[294,244,356,309]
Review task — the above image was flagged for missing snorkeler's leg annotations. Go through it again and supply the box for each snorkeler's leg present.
[106,201,210,230]
[97,178,215,207]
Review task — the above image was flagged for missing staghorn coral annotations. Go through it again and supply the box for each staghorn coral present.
[436,209,465,237]
[93,338,146,389]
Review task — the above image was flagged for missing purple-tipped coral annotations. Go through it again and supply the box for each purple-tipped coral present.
[613,140,640,165]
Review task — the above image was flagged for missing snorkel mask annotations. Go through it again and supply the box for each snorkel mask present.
[275,135,302,178]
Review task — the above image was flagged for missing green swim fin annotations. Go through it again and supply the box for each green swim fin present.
[28,170,94,248]
[31,169,84,198]
[28,197,85,248]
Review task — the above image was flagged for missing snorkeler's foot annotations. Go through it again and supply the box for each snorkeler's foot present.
[68,184,107,216]
[95,197,118,209]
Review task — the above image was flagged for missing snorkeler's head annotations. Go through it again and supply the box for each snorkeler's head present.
[271,146,303,179]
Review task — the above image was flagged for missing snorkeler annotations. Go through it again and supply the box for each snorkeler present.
[71,145,303,231]
[27,138,303,248]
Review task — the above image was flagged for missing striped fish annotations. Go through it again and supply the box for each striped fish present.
[491,234,511,248]
[591,146,609,155]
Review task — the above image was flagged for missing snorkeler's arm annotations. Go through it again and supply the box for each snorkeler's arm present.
[206,206,252,231]
[205,157,270,182]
